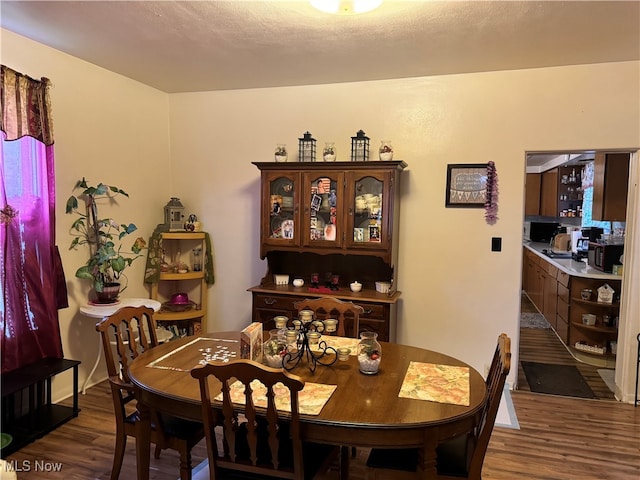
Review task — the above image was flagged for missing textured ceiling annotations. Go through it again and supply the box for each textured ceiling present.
[1,1,639,93]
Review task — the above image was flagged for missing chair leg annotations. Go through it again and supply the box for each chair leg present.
[110,430,126,480]
[340,445,350,480]
[179,448,193,480]
[154,443,162,459]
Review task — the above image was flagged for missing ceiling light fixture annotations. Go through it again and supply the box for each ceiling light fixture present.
[310,0,383,15]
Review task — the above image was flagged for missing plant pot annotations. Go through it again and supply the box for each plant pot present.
[94,283,121,304]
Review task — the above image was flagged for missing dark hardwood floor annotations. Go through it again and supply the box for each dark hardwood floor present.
[4,307,637,479]
[4,380,639,480]
[518,293,615,400]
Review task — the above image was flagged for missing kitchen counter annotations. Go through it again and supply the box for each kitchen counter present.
[523,241,621,280]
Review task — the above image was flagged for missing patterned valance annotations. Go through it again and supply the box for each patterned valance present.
[1,65,54,145]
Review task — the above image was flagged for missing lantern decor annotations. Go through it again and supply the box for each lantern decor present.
[164,197,185,231]
[351,129,370,162]
[298,131,317,162]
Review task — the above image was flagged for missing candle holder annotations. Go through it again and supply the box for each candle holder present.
[280,315,337,373]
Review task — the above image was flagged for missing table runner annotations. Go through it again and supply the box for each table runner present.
[398,361,470,406]
[215,380,337,415]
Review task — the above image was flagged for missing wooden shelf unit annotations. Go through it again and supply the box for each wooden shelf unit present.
[149,232,208,336]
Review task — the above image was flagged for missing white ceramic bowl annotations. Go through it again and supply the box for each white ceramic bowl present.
[292,278,304,287]
[273,274,289,285]
[375,281,391,294]
[350,281,362,292]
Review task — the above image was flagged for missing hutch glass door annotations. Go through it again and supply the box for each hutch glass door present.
[263,172,299,247]
[347,173,389,250]
[303,172,343,247]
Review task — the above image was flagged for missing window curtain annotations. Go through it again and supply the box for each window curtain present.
[1,65,66,374]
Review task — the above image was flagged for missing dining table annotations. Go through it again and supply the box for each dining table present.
[128,331,487,479]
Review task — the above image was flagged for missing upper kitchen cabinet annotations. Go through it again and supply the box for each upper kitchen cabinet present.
[539,168,559,217]
[591,152,630,222]
[524,173,541,216]
[527,166,583,219]
[253,161,406,266]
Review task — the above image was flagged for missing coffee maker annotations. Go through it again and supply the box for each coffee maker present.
[571,227,602,261]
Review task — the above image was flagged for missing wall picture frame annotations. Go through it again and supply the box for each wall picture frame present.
[445,163,489,208]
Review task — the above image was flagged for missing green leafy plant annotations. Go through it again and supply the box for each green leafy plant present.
[66,178,146,293]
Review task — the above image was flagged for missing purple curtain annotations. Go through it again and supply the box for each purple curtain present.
[1,65,65,373]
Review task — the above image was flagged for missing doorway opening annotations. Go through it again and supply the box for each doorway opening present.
[520,149,633,401]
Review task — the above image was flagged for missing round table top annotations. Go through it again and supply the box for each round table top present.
[129,332,487,442]
[80,298,161,319]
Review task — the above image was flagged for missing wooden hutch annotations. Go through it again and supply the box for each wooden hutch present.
[248,161,407,342]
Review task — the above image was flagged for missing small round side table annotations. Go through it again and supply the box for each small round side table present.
[79,298,162,394]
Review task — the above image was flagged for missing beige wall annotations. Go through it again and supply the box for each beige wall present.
[3,28,640,402]
[1,29,172,398]
[169,64,639,398]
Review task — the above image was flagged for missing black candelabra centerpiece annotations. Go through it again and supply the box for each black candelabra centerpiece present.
[278,312,337,373]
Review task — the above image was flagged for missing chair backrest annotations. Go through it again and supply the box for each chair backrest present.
[293,297,364,338]
[191,359,306,480]
[95,306,159,385]
[467,333,511,478]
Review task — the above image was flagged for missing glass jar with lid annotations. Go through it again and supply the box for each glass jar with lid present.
[378,140,393,161]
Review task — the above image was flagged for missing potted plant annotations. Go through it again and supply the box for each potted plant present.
[66,178,146,303]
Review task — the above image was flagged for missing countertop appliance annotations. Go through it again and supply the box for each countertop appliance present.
[551,233,571,252]
[588,242,624,273]
[582,227,603,242]
[530,222,560,243]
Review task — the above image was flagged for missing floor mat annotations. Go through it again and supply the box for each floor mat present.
[520,312,550,329]
[597,369,616,393]
[495,384,519,429]
[521,361,596,399]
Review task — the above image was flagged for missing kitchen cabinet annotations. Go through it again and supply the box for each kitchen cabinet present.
[250,161,407,342]
[542,262,558,330]
[592,152,630,221]
[149,232,208,336]
[539,168,559,217]
[556,270,571,343]
[523,249,567,341]
[524,173,541,216]
[524,249,543,310]
[531,166,583,218]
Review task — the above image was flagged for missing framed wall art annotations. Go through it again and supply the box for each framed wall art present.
[445,163,489,208]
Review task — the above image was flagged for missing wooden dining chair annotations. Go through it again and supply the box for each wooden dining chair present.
[293,297,364,338]
[190,359,342,480]
[95,306,204,480]
[366,333,512,480]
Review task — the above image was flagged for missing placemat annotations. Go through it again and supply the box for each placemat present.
[317,336,359,353]
[398,361,470,406]
[215,380,337,415]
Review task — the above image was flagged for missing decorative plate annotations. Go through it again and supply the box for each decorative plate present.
[162,301,196,312]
